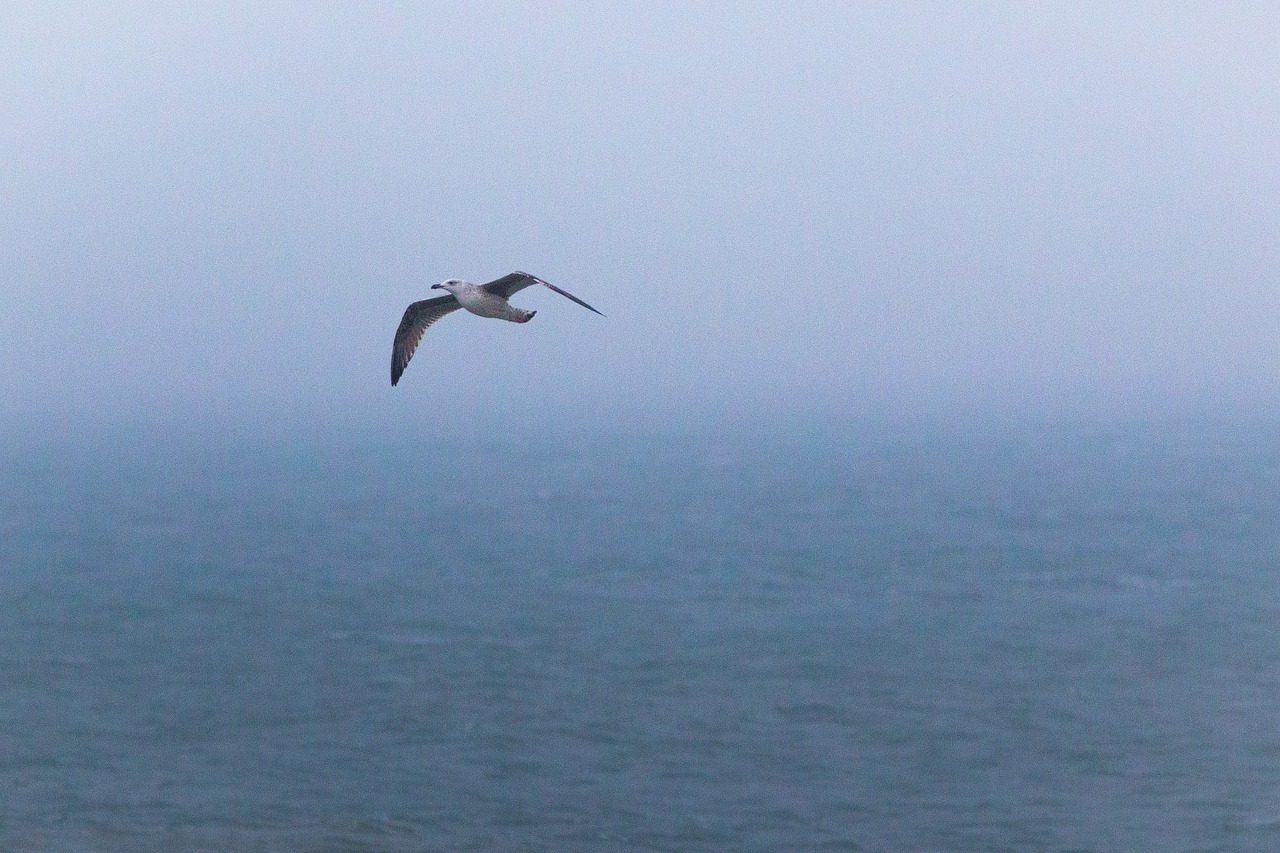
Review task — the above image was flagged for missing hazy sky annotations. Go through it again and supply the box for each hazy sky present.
[2,3,1278,436]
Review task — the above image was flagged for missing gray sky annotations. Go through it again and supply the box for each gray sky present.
[2,3,1278,436]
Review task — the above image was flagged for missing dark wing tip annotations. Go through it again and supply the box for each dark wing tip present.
[391,344,409,386]
[390,309,419,386]
[538,279,605,316]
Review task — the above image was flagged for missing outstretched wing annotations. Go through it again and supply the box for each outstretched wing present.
[391,295,461,385]
[481,271,605,316]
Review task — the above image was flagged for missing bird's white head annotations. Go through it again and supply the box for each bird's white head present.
[431,278,466,294]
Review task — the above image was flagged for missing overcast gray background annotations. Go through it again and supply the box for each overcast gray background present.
[2,3,1277,438]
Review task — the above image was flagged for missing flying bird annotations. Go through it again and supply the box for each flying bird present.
[391,271,604,385]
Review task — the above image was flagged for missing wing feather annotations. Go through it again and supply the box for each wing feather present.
[390,295,461,385]
[481,271,605,316]
[480,272,535,299]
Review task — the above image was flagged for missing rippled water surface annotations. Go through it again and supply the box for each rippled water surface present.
[1,425,1279,851]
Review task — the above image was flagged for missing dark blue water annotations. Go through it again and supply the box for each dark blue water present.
[2,424,1279,852]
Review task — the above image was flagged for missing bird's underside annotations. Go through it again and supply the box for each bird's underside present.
[390,271,603,386]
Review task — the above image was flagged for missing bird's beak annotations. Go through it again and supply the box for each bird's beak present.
[431,283,442,289]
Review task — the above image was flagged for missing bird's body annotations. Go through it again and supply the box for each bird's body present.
[390,271,603,385]
[449,281,536,322]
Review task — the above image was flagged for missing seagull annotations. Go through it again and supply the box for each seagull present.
[391,271,604,385]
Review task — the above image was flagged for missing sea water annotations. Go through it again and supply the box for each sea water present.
[1,423,1278,852]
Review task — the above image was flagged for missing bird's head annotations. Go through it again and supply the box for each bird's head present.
[431,278,465,293]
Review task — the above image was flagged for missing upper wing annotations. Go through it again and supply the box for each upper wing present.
[480,271,538,299]
[390,294,461,385]
[481,271,605,316]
